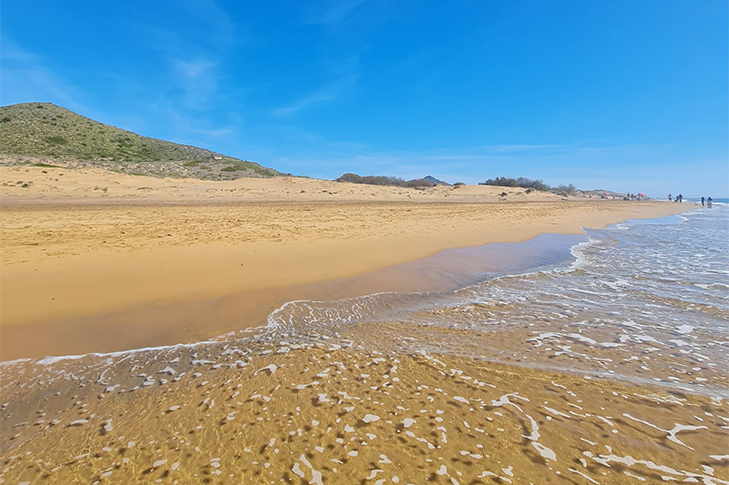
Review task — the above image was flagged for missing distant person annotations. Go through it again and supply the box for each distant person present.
[677,194,683,203]
[707,197,712,208]
[701,196,705,206]
[668,193,672,201]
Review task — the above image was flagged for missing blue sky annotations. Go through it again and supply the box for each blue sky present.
[2,1,727,196]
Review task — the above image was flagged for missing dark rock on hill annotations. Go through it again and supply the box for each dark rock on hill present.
[424,175,450,186]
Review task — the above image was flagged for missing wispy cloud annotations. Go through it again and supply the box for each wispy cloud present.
[144,101,238,148]
[272,75,359,117]
[132,0,238,56]
[127,0,243,113]
[186,126,234,138]
[0,37,86,111]
[183,0,237,48]
[480,144,569,154]
[172,59,219,110]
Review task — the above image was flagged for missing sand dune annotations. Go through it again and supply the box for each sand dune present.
[0,163,569,204]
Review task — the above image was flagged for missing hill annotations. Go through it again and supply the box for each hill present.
[424,175,450,186]
[0,103,280,179]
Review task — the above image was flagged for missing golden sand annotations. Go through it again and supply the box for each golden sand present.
[2,165,721,485]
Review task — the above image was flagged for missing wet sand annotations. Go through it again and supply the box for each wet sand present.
[0,232,585,360]
[1,340,726,484]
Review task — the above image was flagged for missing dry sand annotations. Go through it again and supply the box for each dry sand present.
[0,164,690,360]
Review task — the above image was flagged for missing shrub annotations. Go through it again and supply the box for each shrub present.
[251,165,275,177]
[480,176,549,191]
[551,184,577,195]
[403,178,433,188]
[361,175,392,186]
[336,173,433,188]
[45,136,67,145]
[337,173,363,183]
[480,176,579,194]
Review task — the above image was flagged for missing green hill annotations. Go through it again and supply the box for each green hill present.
[0,102,280,179]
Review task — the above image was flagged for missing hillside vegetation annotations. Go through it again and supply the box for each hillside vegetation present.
[336,173,434,188]
[0,103,279,179]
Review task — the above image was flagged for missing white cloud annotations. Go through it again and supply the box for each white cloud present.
[272,75,358,117]
[128,1,241,112]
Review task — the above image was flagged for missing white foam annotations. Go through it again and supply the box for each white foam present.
[622,414,707,450]
[254,364,277,375]
[542,406,570,419]
[568,468,599,484]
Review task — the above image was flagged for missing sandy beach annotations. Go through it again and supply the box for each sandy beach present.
[2,3,725,482]
[3,166,724,485]
[0,164,690,360]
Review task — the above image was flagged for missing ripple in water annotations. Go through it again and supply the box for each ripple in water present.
[268,204,729,397]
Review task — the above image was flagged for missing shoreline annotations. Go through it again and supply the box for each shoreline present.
[1,198,691,360]
[0,231,587,363]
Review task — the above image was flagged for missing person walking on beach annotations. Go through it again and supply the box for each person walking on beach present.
[677,194,683,203]
[701,196,705,206]
[707,197,712,208]
[668,193,672,201]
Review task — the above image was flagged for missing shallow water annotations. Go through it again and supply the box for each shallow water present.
[268,204,729,397]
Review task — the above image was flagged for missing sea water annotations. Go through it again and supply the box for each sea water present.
[269,203,729,397]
